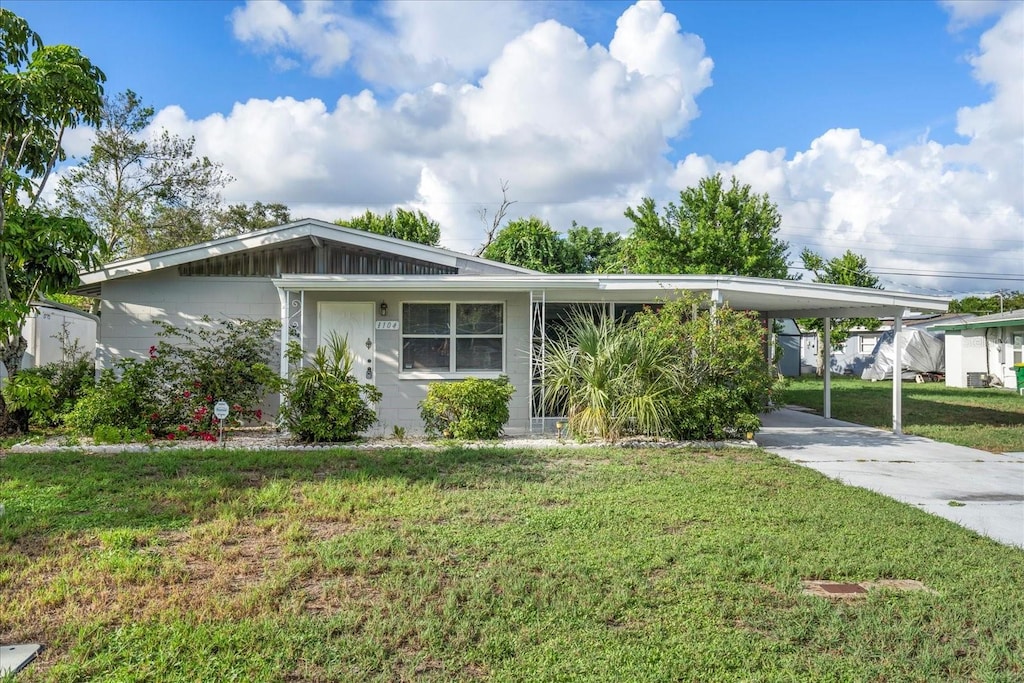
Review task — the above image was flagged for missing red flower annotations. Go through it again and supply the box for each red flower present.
[205,395,213,403]
[148,345,158,358]
[255,409,263,420]
[166,434,175,440]
[193,381,202,388]
[178,424,188,432]
[150,412,159,420]
[183,390,191,398]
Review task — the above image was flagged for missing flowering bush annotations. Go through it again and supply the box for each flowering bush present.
[67,317,281,439]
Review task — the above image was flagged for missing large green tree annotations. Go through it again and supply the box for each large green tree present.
[214,201,292,235]
[798,248,883,375]
[481,217,577,273]
[618,174,791,278]
[335,208,440,246]
[55,89,231,261]
[566,222,621,273]
[0,9,105,430]
[948,291,1024,316]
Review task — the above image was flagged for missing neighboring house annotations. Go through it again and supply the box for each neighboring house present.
[75,219,949,434]
[934,309,1024,390]
[0,299,98,379]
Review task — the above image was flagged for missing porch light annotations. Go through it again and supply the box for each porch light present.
[379,302,389,317]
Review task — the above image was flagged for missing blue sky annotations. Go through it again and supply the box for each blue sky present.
[12,1,990,159]
[8,0,1023,294]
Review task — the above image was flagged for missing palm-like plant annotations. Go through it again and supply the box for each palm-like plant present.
[295,332,355,394]
[542,309,681,441]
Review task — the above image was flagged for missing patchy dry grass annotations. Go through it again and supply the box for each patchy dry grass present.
[1,446,1023,681]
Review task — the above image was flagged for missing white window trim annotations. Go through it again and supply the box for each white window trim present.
[400,301,505,377]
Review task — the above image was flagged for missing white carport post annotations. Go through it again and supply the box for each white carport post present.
[823,316,831,419]
[277,287,289,382]
[893,310,903,435]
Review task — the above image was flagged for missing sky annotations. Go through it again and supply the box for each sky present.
[8,0,1024,296]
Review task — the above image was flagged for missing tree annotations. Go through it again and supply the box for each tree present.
[55,89,231,261]
[618,174,791,278]
[1,9,105,430]
[481,217,577,273]
[948,291,1024,315]
[475,179,516,256]
[566,222,621,273]
[798,248,883,375]
[335,208,440,246]
[214,201,292,236]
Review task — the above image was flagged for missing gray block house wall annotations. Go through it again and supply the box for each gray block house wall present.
[302,290,532,435]
[97,270,281,370]
[98,269,532,434]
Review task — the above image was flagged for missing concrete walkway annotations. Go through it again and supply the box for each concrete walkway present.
[757,408,1024,549]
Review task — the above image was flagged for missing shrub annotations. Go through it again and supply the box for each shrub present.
[92,424,150,445]
[68,317,281,440]
[632,294,780,440]
[281,335,381,443]
[543,295,778,441]
[1,372,57,427]
[542,310,678,441]
[0,323,95,428]
[420,376,514,440]
[65,359,161,435]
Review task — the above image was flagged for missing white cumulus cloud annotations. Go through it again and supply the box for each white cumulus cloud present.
[669,3,1023,293]
[231,0,352,76]
[141,1,1020,293]
[162,1,712,253]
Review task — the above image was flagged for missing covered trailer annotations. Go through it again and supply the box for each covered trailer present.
[861,328,945,381]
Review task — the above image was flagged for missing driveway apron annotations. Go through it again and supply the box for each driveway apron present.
[757,408,1024,549]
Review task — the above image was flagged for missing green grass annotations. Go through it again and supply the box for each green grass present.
[782,376,1024,453]
[2,446,1023,681]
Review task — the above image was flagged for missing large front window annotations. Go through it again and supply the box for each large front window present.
[402,303,504,373]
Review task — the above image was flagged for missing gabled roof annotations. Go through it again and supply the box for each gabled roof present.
[932,308,1024,331]
[78,218,537,288]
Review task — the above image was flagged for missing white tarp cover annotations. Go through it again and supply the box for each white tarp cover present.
[861,328,945,381]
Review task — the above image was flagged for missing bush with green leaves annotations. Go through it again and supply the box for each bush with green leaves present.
[1,372,56,427]
[543,295,778,441]
[633,296,778,439]
[67,317,281,440]
[0,324,95,428]
[420,376,514,440]
[281,335,381,443]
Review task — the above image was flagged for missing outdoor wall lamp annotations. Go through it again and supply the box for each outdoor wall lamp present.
[379,302,389,317]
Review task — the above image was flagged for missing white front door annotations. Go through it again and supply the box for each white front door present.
[318,302,376,384]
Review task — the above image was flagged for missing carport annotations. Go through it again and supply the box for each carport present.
[506,274,949,435]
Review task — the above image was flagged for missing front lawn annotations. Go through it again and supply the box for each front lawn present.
[783,376,1024,453]
[2,446,1022,681]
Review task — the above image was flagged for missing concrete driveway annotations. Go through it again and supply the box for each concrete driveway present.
[757,408,1024,549]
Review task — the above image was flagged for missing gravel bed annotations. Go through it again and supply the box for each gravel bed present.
[6,429,755,454]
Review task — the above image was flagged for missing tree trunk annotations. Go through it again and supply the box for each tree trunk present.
[1,334,30,434]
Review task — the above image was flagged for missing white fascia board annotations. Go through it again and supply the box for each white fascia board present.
[270,273,949,314]
[80,221,316,284]
[79,218,534,284]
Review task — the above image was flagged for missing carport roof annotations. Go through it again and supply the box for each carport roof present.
[271,273,949,318]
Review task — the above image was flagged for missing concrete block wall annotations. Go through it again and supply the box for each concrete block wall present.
[98,271,280,370]
[302,290,531,435]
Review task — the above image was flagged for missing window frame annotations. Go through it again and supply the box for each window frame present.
[400,301,506,379]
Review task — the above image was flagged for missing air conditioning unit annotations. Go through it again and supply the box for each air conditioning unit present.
[966,372,987,388]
